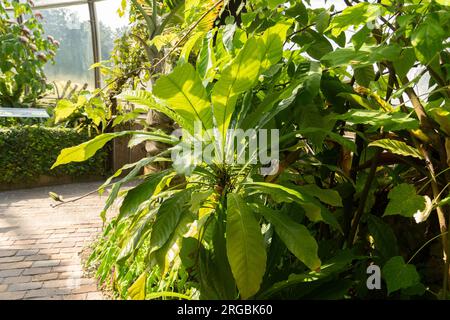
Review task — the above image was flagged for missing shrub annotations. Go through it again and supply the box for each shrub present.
[0,126,107,184]
[0,0,58,107]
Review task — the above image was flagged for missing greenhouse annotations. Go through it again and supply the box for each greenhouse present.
[1,0,450,305]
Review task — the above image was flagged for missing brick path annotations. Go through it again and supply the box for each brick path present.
[0,182,110,300]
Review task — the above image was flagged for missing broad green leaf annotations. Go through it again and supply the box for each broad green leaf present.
[211,37,263,139]
[393,48,416,80]
[116,208,155,264]
[427,106,450,136]
[127,271,147,300]
[367,215,399,260]
[295,184,343,207]
[153,208,195,273]
[119,171,168,220]
[353,65,375,87]
[315,10,330,34]
[293,127,357,154]
[197,31,216,82]
[260,21,292,70]
[54,99,78,123]
[120,89,188,130]
[222,23,236,52]
[258,249,362,298]
[351,25,371,51]
[268,0,284,9]
[411,17,445,64]
[293,30,333,60]
[51,132,128,169]
[226,194,267,299]
[250,62,323,130]
[245,182,342,232]
[369,139,424,160]
[255,205,321,270]
[384,183,426,217]
[246,182,321,216]
[335,109,420,132]
[382,256,421,295]
[338,93,377,110]
[127,131,177,148]
[436,0,450,5]
[328,3,385,37]
[179,31,204,63]
[153,63,213,131]
[321,45,402,68]
[150,189,192,252]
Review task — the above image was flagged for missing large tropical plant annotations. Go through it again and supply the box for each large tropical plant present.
[52,0,450,300]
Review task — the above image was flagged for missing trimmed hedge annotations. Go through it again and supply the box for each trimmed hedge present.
[0,126,107,184]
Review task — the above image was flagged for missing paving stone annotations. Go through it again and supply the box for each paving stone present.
[43,279,84,289]
[59,247,81,253]
[0,269,23,277]
[38,248,60,255]
[0,291,26,300]
[71,284,98,294]
[1,276,32,284]
[0,256,25,264]
[25,254,51,261]
[8,282,43,292]
[24,288,68,299]
[0,261,33,270]
[13,239,36,245]
[32,260,60,268]
[32,273,59,282]
[59,271,83,279]
[16,249,39,256]
[86,292,104,300]
[22,267,53,276]
[63,293,87,300]
[0,250,17,258]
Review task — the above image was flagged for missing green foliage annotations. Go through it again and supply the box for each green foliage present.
[60,0,450,301]
[0,0,57,106]
[0,126,106,184]
[384,184,426,218]
[383,256,421,295]
[226,194,267,299]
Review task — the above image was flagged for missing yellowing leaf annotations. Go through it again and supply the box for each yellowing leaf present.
[127,271,147,300]
[54,99,78,123]
[436,0,450,6]
[52,132,128,169]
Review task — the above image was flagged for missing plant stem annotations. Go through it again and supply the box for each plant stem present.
[419,145,449,298]
[346,149,381,247]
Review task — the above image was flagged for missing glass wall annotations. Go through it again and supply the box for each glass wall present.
[40,5,95,87]
[28,0,129,89]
